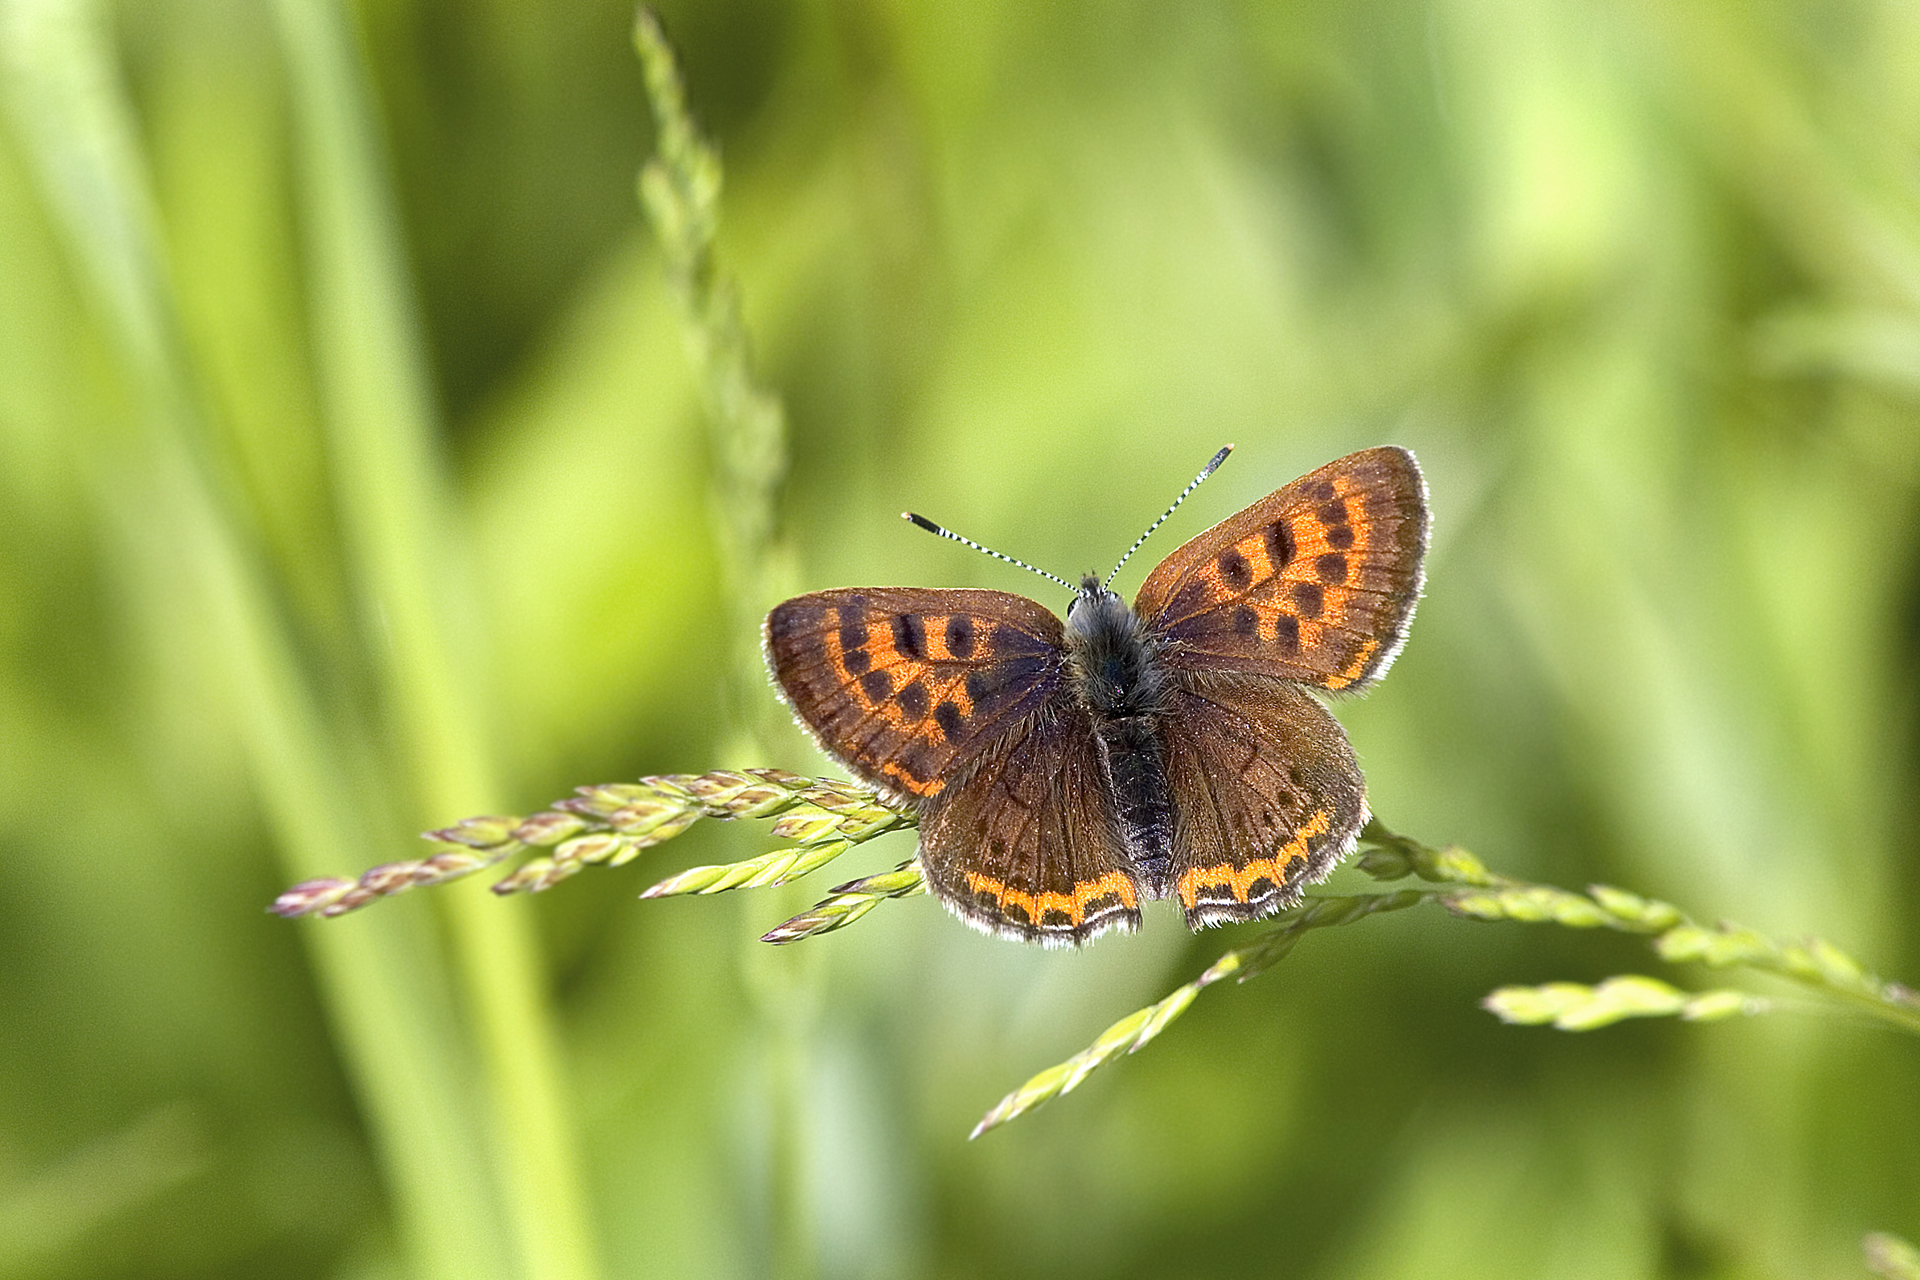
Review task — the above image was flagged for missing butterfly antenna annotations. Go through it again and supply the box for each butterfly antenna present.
[1104,443,1233,588]
[902,512,1075,591]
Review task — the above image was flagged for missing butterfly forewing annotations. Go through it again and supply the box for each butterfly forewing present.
[764,587,1068,808]
[1133,447,1428,692]
[918,709,1142,945]
[1162,678,1368,928]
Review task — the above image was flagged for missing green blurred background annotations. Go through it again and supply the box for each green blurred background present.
[2,0,1916,1277]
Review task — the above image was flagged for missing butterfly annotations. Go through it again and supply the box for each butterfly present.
[762,446,1429,946]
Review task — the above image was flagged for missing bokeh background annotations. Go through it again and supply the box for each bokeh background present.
[2,0,1917,1277]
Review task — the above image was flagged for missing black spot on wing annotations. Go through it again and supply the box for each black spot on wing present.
[892,613,926,660]
[1264,522,1294,571]
[837,607,866,656]
[945,616,975,658]
[1289,582,1323,619]
[897,679,929,721]
[1274,614,1300,653]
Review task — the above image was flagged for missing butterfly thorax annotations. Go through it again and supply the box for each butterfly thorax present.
[1065,574,1175,889]
[1064,576,1170,717]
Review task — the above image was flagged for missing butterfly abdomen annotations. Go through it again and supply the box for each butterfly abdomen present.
[1094,716,1174,891]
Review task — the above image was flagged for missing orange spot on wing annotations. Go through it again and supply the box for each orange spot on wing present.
[1238,530,1276,580]
[875,758,945,797]
[1189,562,1232,606]
[1323,638,1380,691]
[963,868,1138,926]
[1177,808,1331,907]
[924,615,958,663]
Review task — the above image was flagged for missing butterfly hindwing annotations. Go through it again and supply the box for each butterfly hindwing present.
[763,587,1068,808]
[918,707,1142,945]
[1162,676,1368,928]
[1133,447,1428,692]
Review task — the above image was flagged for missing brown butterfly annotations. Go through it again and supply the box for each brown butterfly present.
[763,446,1428,946]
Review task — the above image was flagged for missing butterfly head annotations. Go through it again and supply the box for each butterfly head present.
[1065,572,1126,631]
